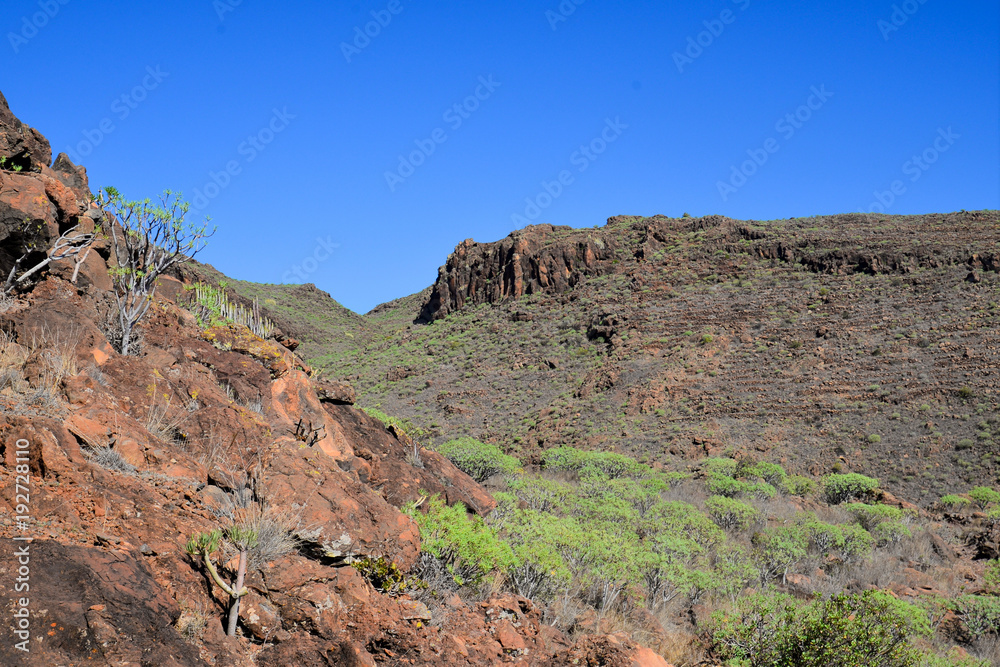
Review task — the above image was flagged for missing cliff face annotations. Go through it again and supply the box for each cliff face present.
[419,212,1000,323]
[418,224,620,322]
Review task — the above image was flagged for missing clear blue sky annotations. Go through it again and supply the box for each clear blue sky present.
[2,0,998,313]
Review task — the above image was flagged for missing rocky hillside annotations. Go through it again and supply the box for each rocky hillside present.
[0,93,671,666]
[234,212,1000,508]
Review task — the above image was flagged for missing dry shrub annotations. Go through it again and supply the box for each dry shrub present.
[175,601,210,640]
[145,394,188,445]
[87,445,138,475]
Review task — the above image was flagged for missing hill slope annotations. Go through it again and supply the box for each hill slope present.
[243,212,1000,506]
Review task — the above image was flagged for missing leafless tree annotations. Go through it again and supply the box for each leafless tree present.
[2,223,98,294]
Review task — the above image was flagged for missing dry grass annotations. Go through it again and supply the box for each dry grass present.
[145,394,188,445]
[87,445,138,475]
[26,323,80,391]
[175,601,210,641]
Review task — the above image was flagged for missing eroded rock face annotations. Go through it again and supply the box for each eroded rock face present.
[418,212,1000,324]
[418,225,619,322]
[0,540,204,666]
[0,90,97,286]
[0,90,52,172]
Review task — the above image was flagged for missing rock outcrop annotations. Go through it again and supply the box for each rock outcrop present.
[418,225,619,322]
[418,212,1000,323]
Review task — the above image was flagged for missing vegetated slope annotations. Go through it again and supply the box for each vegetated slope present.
[246,213,1000,507]
[182,261,366,365]
[0,91,674,667]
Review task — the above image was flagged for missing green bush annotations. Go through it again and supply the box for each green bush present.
[940,494,971,510]
[705,495,759,531]
[752,526,808,584]
[968,486,1000,510]
[543,446,649,479]
[838,523,875,562]
[871,521,912,546]
[952,595,1000,639]
[405,494,515,586]
[781,475,816,497]
[798,515,844,555]
[702,457,739,477]
[824,473,880,504]
[711,590,931,667]
[844,503,904,531]
[437,437,522,482]
[744,461,787,486]
[706,472,777,500]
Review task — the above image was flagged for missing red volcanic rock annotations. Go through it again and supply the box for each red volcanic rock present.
[0,540,204,666]
[419,225,619,321]
[0,89,52,171]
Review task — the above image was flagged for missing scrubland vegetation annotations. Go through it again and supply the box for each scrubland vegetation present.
[402,438,1000,665]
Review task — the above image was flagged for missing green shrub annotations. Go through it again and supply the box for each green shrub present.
[543,446,648,479]
[711,590,931,667]
[752,526,808,584]
[838,523,875,562]
[744,461,787,486]
[799,515,844,555]
[705,495,759,531]
[437,437,522,482]
[648,501,725,551]
[706,472,745,497]
[952,595,1000,639]
[507,477,574,513]
[871,521,912,546]
[781,475,816,497]
[968,486,1000,510]
[501,509,573,600]
[405,494,515,586]
[824,473,880,504]
[939,494,971,510]
[702,457,738,477]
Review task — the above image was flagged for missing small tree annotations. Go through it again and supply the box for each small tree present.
[186,527,254,637]
[97,187,213,354]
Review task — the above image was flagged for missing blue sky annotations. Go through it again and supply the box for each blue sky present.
[2,0,998,313]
